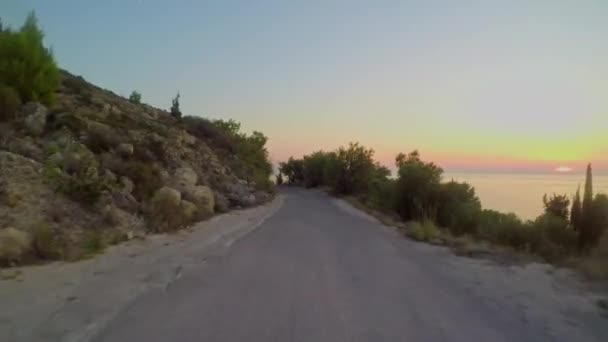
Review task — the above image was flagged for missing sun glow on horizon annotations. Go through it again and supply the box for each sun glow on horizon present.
[555,166,573,173]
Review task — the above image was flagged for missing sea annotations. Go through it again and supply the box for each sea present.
[444,172,608,220]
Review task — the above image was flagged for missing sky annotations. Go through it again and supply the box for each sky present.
[2,0,607,174]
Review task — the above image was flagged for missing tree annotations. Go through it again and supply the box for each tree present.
[238,131,273,188]
[129,91,141,104]
[590,194,608,244]
[437,181,482,235]
[325,142,375,195]
[302,151,333,188]
[0,11,59,106]
[276,172,284,185]
[212,119,241,136]
[570,185,582,230]
[542,193,570,220]
[279,157,305,185]
[0,84,21,121]
[170,91,181,120]
[579,163,594,252]
[394,150,443,221]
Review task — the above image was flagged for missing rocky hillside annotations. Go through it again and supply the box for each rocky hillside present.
[0,70,273,265]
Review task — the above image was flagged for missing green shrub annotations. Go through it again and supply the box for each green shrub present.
[237,131,273,183]
[542,193,570,220]
[327,143,375,195]
[147,187,183,233]
[364,177,396,213]
[406,221,440,242]
[579,233,608,279]
[105,158,163,201]
[0,12,59,106]
[84,122,123,153]
[106,230,129,246]
[44,144,106,205]
[145,138,167,164]
[0,84,21,121]
[170,91,181,120]
[394,151,443,221]
[128,91,141,104]
[302,151,334,188]
[47,112,86,133]
[590,194,608,245]
[356,164,393,212]
[437,181,482,236]
[182,116,238,153]
[82,229,105,256]
[279,157,305,185]
[476,210,530,250]
[32,223,63,259]
[183,117,273,190]
[529,214,578,261]
[62,73,90,94]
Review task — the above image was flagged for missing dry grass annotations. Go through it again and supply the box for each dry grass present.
[405,221,440,242]
[342,194,538,266]
[32,223,64,260]
[342,196,405,229]
[574,234,608,281]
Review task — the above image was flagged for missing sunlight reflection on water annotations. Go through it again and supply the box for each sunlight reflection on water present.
[444,173,608,220]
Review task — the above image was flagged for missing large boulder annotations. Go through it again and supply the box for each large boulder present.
[111,191,139,213]
[173,167,198,189]
[150,186,181,208]
[116,143,134,157]
[0,227,33,266]
[183,185,215,218]
[254,191,271,204]
[214,192,230,213]
[19,102,48,136]
[7,137,44,161]
[120,176,134,194]
[179,200,199,224]
[226,182,256,207]
[147,187,182,233]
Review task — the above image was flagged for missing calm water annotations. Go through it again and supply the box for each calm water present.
[445,172,608,220]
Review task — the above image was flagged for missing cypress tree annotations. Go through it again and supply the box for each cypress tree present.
[570,185,582,230]
[579,163,593,252]
[170,92,182,120]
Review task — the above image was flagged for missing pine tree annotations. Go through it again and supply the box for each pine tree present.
[570,185,582,230]
[0,11,59,105]
[170,92,182,120]
[579,163,594,252]
[128,91,141,104]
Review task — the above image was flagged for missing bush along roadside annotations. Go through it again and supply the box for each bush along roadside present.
[280,144,608,277]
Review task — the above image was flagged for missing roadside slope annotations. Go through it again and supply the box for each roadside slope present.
[1,70,273,265]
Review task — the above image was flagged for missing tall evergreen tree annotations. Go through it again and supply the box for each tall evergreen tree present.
[570,185,582,230]
[170,91,182,120]
[579,163,594,252]
[0,11,59,105]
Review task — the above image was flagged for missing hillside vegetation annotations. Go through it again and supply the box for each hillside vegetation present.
[0,13,273,265]
[280,144,608,277]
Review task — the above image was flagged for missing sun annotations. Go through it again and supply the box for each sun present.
[554,166,573,173]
